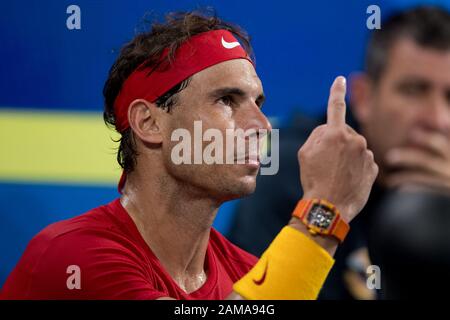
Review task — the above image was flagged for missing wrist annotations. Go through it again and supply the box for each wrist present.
[288,216,338,257]
[301,192,351,223]
[233,225,335,299]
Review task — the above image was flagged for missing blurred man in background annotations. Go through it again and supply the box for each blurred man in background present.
[229,5,450,299]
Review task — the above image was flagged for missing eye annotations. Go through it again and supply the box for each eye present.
[217,95,234,106]
[398,82,428,97]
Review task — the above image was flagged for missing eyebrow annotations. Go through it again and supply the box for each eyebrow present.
[395,76,432,87]
[208,87,266,106]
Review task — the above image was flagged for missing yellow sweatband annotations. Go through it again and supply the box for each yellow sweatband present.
[233,226,335,300]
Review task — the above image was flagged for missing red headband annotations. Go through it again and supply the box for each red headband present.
[115,29,253,193]
[114,29,253,133]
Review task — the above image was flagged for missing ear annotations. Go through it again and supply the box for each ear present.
[349,72,373,125]
[127,99,163,144]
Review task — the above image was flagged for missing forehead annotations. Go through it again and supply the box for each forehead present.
[385,38,450,83]
[188,59,263,94]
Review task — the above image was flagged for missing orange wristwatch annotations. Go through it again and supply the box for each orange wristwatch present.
[292,199,350,243]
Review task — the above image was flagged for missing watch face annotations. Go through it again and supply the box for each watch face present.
[307,204,336,230]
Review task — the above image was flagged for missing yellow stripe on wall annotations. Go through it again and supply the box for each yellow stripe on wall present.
[0,109,122,185]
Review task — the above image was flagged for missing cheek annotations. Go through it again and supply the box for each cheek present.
[163,114,238,166]
[201,113,237,155]
[373,90,417,142]
[202,104,235,128]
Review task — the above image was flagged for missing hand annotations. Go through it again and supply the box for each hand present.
[384,129,450,194]
[297,76,378,222]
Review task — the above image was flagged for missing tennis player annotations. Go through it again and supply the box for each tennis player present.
[1,11,378,300]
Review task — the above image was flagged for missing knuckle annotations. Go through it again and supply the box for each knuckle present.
[372,162,379,176]
[331,98,346,109]
[316,124,327,130]
[345,124,357,135]
[355,136,368,150]
[311,124,327,136]
[298,145,307,159]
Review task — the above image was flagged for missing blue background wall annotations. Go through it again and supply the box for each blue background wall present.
[1,0,449,286]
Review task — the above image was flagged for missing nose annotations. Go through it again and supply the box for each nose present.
[241,102,272,138]
[421,94,450,134]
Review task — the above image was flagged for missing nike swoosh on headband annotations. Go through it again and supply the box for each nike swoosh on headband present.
[221,36,240,49]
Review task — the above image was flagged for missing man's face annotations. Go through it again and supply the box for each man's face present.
[160,59,271,201]
[356,39,450,182]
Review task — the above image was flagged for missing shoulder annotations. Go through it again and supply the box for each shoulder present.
[26,200,146,271]
[2,200,153,299]
[25,202,124,258]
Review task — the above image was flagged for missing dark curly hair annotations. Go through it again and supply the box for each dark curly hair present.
[103,10,253,173]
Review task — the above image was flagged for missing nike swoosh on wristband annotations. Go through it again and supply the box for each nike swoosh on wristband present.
[253,260,269,285]
[221,36,240,49]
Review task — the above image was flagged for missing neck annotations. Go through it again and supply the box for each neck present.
[120,166,220,293]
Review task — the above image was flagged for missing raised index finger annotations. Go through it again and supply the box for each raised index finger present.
[327,76,347,127]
